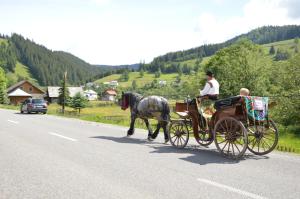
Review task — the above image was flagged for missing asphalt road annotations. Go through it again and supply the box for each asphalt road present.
[0,108,299,199]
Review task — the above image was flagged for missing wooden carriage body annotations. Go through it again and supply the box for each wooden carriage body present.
[169,96,278,159]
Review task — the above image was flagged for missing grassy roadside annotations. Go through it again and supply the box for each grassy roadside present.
[1,102,299,154]
[0,104,19,110]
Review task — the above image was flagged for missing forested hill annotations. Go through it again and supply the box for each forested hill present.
[0,34,104,86]
[144,25,300,73]
[94,64,140,71]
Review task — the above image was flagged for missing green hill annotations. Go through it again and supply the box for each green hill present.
[5,61,38,87]
[95,72,191,88]
[263,39,299,57]
[141,25,300,74]
[94,37,299,90]
[0,34,106,86]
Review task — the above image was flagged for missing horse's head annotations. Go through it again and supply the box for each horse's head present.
[120,92,130,110]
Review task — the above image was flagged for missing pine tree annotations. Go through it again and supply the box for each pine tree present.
[194,60,200,73]
[139,69,144,77]
[132,80,137,90]
[269,45,275,55]
[119,70,129,82]
[58,72,70,113]
[177,65,183,77]
[295,45,299,53]
[155,68,161,78]
[0,67,7,104]
[69,92,87,114]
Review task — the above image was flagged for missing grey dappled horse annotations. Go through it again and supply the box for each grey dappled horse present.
[120,92,170,143]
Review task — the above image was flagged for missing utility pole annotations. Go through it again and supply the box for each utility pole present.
[62,71,67,114]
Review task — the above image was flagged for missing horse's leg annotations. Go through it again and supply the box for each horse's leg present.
[162,121,169,143]
[151,122,161,140]
[127,115,136,136]
[144,119,153,140]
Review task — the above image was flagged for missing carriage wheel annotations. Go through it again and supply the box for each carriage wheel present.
[168,120,189,149]
[247,119,278,155]
[195,130,214,146]
[184,120,213,146]
[214,117,248,159]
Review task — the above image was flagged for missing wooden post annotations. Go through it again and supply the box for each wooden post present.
[62,71,67,114]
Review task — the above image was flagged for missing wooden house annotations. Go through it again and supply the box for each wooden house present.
[7,80,45,105]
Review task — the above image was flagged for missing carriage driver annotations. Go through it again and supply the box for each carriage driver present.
[199,70,219,100]
[196,70,220,117]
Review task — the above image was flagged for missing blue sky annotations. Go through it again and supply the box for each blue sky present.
[1,0,300,65]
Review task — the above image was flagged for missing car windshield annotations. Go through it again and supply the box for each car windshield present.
[32,99,44,104]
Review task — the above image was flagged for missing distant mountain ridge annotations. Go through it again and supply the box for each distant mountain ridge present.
[94,64,140,71]
[143,25,300,73]
[153,25,300,63]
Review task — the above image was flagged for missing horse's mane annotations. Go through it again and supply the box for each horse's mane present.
[124,92,143,108]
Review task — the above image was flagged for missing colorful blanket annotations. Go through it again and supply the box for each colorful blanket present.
[243,96,268,121]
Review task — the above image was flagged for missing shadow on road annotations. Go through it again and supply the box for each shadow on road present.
[90,135,150,145]
[90,135,269,165]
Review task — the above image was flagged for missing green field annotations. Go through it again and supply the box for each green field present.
[0,38,8,45]
[95,72,192,88]
[263,39,296,48]
[262,39,299,55]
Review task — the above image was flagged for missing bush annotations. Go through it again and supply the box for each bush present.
[69,92,87,114]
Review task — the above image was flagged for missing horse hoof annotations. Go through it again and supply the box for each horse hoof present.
[151,135,158,140]
[127,130,134,136]
[148,137,154,141]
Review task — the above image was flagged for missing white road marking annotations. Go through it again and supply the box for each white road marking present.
[197,178,268,199]
[48,132,78,142]
[7,120,19,124]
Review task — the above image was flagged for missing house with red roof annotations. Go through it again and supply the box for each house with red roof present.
[102,89,117,101]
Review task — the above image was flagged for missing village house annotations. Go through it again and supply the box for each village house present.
[159,80,167,86]
[84,89,98,101]
[102,89,117,101]
[7,80,45,105]
[103,80,119,88]
[46,86,84,103]
[110,80,119,87]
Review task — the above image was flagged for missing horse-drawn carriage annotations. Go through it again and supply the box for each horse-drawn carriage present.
[168,96,279,159]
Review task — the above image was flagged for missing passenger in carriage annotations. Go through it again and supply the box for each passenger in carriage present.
[239,88,250,96]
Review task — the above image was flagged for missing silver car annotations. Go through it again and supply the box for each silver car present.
[20,98,48,114]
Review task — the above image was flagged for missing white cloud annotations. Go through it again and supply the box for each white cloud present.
[90,0,110,6]
[212,0,226,6]
[196,0,300,44]
[280,0,300,18]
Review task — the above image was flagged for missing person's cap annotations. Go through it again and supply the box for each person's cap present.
[206,70,214,77]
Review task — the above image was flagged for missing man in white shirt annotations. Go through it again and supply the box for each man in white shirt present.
[199,70,220,100]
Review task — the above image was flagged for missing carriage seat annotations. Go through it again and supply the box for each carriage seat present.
[214,96,241,111]
[176,111,189,119]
